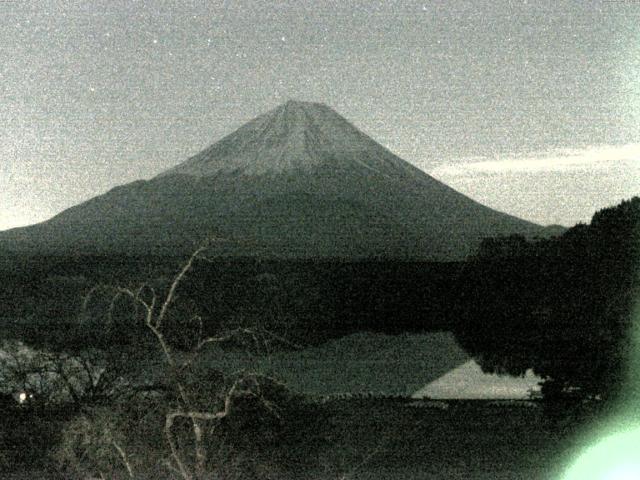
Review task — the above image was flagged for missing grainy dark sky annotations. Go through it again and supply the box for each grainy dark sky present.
[2,0,639,230]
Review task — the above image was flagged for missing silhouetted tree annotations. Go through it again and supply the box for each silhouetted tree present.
[455,197,640,402]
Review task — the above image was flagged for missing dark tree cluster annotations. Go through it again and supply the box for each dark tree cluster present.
[1,254,464,352]
[454,197,640,401]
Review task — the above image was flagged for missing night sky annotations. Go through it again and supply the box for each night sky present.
[2,0,639,230]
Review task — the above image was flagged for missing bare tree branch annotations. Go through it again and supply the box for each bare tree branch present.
[68,238,296,479]
[156,243,209,330]
[112,440,135,479]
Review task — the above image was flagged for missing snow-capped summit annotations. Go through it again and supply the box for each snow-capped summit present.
[162,100,417,179]
[0,101,544,259]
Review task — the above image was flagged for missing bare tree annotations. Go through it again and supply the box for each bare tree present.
[58,240,298,480]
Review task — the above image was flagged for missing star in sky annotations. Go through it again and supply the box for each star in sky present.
[0,0,638,231]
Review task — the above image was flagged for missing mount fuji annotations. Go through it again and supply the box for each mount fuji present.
[0,101,544,260]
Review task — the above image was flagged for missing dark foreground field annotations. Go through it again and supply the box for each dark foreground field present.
[2,398,595,480]
[314,398,587,480]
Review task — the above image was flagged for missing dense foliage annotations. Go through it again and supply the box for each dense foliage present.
[455,197,640,401]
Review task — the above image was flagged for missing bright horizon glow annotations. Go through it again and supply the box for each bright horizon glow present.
[0,211,50,232]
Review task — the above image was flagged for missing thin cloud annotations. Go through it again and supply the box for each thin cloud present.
[428,143,640,227]
[432,144,640,176]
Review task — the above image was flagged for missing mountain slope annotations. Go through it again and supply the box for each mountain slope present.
[0,101,544,260]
